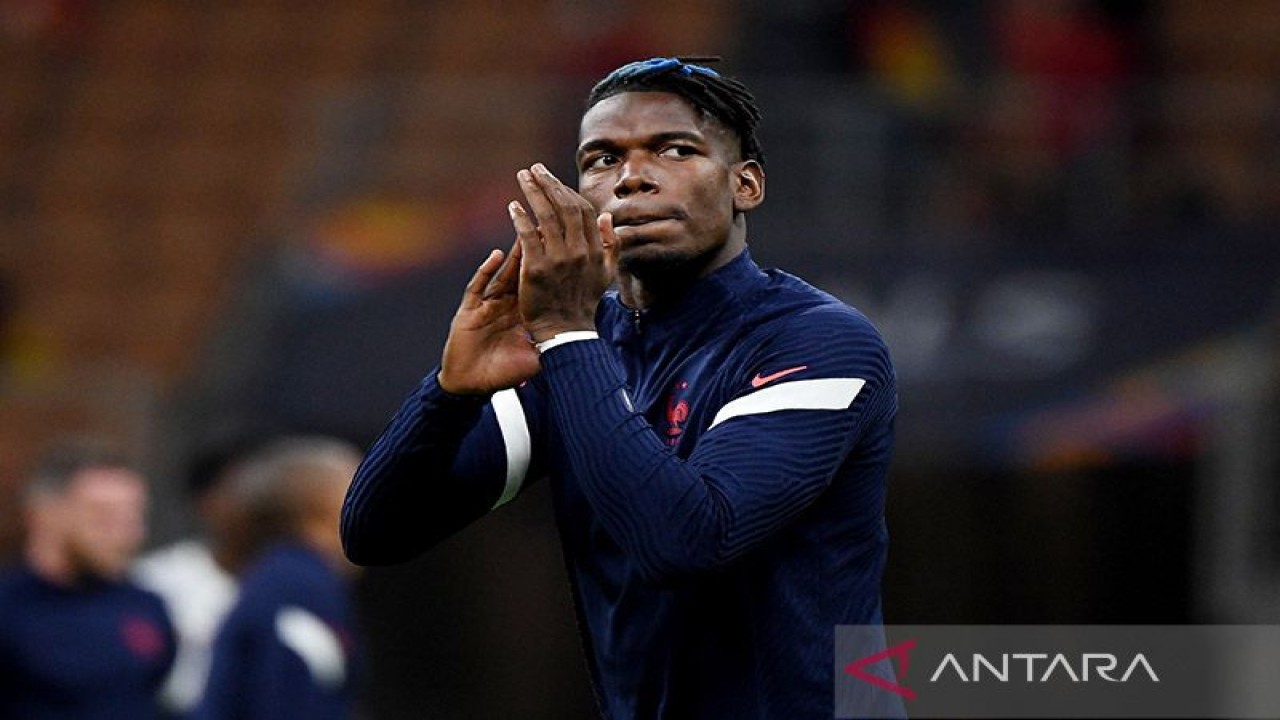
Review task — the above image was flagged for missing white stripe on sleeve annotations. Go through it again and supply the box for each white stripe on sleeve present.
[275,607,346,689]
[490,388,531,508]
[708,378,866,430]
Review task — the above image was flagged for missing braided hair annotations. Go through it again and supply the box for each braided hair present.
[585,57,765,166]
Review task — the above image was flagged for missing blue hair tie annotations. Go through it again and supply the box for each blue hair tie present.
[607,57,720,83]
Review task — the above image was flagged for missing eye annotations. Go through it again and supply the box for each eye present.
[582,153,618,171]
[659,145,696,159]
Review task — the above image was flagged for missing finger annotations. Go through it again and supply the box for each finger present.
[532,163,588,252]
[482,236,523,300]
[508,200,543,261]
[597,212,618,250]
[549,171,587,258]
[598,212,619,267]
[535,163,598,259]
[581,203,603,263]
[517,167,562,248]
[461,248,505,310]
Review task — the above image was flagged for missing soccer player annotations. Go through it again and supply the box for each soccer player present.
[132,434,262,716]
[342,57,899,718]
[0,437,177,718]
[194,436,363,720]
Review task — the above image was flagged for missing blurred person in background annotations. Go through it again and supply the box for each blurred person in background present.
[132,433,265,718]
[342,57,900,718]
[0,436,177,718]
[194,436,364,720]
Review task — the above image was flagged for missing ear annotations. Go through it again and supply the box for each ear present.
[732,160,765,213]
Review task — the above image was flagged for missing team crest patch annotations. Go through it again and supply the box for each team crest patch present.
[663,380,691,446]
[120,615,166,660]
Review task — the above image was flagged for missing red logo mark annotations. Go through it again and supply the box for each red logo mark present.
[845,638,917,701]
[750,365,808,388]
[664,381,690,446]
[121,616,167,660]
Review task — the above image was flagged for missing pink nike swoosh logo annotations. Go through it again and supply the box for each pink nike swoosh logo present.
[750,365,808,388]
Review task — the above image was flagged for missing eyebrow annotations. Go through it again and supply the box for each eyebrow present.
[576,130,708,161]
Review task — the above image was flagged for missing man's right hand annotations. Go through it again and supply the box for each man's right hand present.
[437,240,541,395]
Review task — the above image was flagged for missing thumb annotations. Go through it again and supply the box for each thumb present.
[598,212,619,275]
[598,212,621,252]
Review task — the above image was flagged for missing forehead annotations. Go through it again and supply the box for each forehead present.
[67,467,146,502]
[579,91,733,151]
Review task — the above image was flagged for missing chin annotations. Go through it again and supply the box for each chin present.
[73,550,133,581]
[618,244,710,283]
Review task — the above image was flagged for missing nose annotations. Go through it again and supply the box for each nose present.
[613,155,658,198]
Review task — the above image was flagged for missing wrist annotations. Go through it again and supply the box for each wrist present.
[526,321,595,345]
[436,368,484,397]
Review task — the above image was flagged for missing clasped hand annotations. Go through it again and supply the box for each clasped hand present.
[438,163,616,395]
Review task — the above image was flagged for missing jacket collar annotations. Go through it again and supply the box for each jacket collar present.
[603,247,768,343]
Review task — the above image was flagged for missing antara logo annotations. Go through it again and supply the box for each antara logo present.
[845,638,1160,701]
[845,638,918,700]
[929,652,1160,683]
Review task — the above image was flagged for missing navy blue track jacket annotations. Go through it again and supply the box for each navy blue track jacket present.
[342,249,898,718]
[195,543,361,720]
[0,565,176,719]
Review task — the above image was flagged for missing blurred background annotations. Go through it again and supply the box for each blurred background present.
[1,0,1278,717]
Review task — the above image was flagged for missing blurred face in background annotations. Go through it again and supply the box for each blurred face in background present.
[44,467,149,581]
[199,472,255,574]
[303,457,360,577]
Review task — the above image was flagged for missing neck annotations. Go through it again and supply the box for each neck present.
[617,228,746,310]
[210,539,245,576]
[299,519,357,578]
[24,539,77,587]
[616,272,691,311]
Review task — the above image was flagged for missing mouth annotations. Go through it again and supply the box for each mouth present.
[610,211,685,233]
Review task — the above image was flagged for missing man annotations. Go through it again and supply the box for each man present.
[132,434,261,717]
[342,57,900,718]
[0,437,177,718]
[195,436,363,720]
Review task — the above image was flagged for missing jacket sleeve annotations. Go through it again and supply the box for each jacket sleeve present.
[537,313,896,585]
[340,369,544,566]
